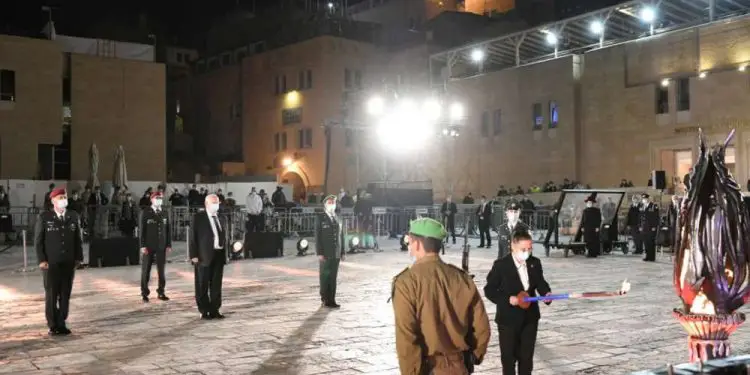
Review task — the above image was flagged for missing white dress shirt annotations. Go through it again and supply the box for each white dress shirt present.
[245,193,263,215]
[514,257,530,291]
[207,212,222,250]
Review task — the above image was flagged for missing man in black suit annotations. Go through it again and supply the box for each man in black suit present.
[317,195,345,308]
[440,195,458,244]
[580,197,602,258]
[34,188,84,336]
[190,194,227,319]
[139,191,172,302]
[496,202,529,259]
[484,230,552,375]
[637,193,660,262]
[476,195,493,248]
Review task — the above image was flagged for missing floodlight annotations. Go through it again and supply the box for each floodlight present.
[545,33,558,45]
[590,20,604,35]
[400,234,409,251]
[661,78,670,87]
[449,102,464,121]
[740,65,747,72]
[282,157,293,167]
[470,49,484,62]
[367,96,386,116]
[328,2,334,9]
[640,6,656,23]
[232,241,243,253]
[699,71,707,79]
[349,236,360,251]
[296,238,309,256]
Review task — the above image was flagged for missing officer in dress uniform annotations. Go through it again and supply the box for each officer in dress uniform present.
[139,191,172,302]
[316,195,345,308]
[636,193,660,262]
[391,218,490,375]
[580,197,602,258]
[496,202,529,259]
[34,188,83,336]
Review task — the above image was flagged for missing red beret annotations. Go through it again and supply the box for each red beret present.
[50,187,66,199]
[150,191,163,199]
[585,196,596,203]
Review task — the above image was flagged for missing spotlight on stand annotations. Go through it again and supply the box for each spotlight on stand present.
[232,241,244,253]
[297,238,309,256]
[400,234,409,251]
[349,236,360,252]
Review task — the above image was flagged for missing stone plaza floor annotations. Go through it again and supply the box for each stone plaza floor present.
[1,239,749,375]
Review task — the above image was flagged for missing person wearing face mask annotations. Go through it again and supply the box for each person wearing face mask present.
[484,230,551,375]
[636,193,660,262]
[579,197,602,258]
[391,218,490,375]
[496,202,529,259]
[316,195,345,308]
[138,191,172,303]
[626,194,641,253]
[189,194,227,319]
[34,188,83,336]
[119,194,137,237]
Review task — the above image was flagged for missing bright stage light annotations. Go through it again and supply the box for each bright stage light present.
[297,238,309,256]
[590,20,604,35]
[661,78,670,87]
[470,49,484,62]
[367,96,385,116]
[423,98,442,121]
[282,157,293,167]
[640,6,656,23]
[545,33,558,45]
[699,71,707,79]
[449,102,464,121]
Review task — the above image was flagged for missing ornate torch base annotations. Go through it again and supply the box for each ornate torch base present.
[673,309,746,362]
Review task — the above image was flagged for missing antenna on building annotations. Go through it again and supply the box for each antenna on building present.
[41,6,57,40]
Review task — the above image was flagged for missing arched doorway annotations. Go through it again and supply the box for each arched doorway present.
[281,171,307,202]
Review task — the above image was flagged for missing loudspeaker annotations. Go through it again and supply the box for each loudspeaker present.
[244,232,283,259]
[652,170,666,190]
[89,237,140,267]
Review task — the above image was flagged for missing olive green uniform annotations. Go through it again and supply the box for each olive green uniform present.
[316,212,344,304]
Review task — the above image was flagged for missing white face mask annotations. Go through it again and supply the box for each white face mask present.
[515,251,530,262]
[506,212,519,223]
[55,199,68,210]
[586,202,593,208]
[207,203,220,214]
[152,199,163,207]
[641,199,648,206]
[325,203,336,213]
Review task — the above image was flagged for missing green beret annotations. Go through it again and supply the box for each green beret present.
[409,218,447,240]
[324,195,337,203]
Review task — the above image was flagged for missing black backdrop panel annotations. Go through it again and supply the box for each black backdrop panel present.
[244,232,283,258]
[89,237,140,267]
[366,184,433,207]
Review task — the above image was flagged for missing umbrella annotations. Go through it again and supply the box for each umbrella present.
[88,143,100,188]
[112,146,128,190]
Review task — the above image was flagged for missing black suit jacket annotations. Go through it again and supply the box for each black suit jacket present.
[476,202,492,223]
[190,212,227,266]
[484,255,551,326]
[139,207,171,251]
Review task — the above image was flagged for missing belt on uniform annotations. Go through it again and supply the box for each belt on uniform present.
[425,352,465,367]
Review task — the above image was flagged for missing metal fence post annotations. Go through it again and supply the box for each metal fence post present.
[186,225,190,263]
[22,229,28,272]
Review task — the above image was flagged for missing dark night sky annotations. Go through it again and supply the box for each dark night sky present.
[0,0,284,46]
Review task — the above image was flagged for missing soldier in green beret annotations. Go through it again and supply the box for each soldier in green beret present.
[316,195,345,308]
[392,218,490,374]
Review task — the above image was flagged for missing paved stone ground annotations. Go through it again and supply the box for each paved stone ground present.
[1,238,749,375]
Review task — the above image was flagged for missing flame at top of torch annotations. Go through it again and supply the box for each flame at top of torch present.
[620,279,631,294]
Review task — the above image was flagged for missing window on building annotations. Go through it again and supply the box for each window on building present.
[282,108,302,125]
[676,77,690,111]
[306,69,313,89]
[532,103,543,130]
[281,75,287,93]
[298,71,305,90]
[0,69,16,102]
[299,128,313,148]
[281,132,287,151]
[344,68,352,89]
[480,111,490,137]
[656,84,669,114]
[354,70,362,90]
[492,109,502,135]
[345,129,353,147]
[274,76,280,95]
[549,101,559,128]
[274,133,280,152]
[725,146,736,175]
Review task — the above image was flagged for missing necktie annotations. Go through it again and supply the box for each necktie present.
[213,216,224,248]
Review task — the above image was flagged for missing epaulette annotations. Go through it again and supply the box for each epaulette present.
[387,267,410,303]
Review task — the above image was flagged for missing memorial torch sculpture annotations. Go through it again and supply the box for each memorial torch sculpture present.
[673,129,750,363]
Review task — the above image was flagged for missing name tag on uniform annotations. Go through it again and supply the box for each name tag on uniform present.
[45,222,58,232]
[69,222,77,230]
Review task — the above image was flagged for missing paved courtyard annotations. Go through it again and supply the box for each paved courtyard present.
[1,238,748,375]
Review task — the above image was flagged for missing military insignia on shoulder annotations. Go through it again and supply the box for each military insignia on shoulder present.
[387,267,410,303]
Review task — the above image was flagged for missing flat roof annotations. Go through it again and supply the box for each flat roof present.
[430,0,750,80]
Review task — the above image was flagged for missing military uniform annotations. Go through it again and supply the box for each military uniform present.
[316,195,345,308]
[635,194,660,262]
[139,200,172,300]
[34,188,83,334]
[497,203,529,259]
[392,218,491,375]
